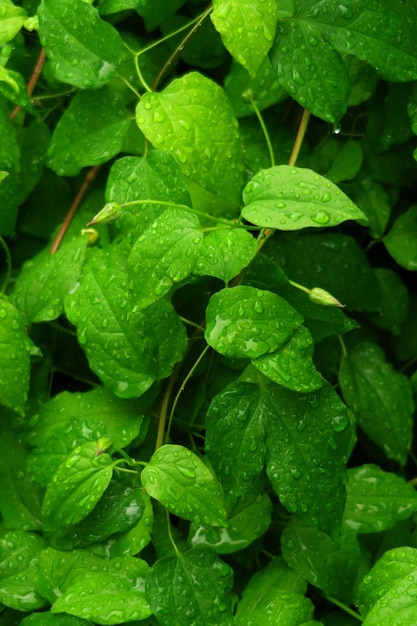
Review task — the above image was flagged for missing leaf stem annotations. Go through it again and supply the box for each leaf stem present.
[134,55,152,93]
[10,47,46,120]
[166,509,181,556]
[323,596,363,622]
[338,334,348,357]
[156,362,181,450]
[288,279,310,295]
[0,236,12,295]
[288,109,310,166]
[250,96,275,167]
[50,165,100,254]
[120,199,235,227]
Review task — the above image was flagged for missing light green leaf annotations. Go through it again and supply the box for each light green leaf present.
[205,285,303,359]
[270,20,349,124]
[0,2,27,45]
[47,87,130,176]
[136,72,244,206]
[343,465,417,534]
[65,247,187,398]
[0,531,46,611]
[0,66,35,112]
[339,342,414,465]
[42,440,114,531]
[242,165,366,230]
[357,547,417,625]
[127,208,203,309]
[105,151,191,241]
[147,547,234,626]
[384,205,417,270]
[11,236,88,324]
[235,557,315,625]
[194,228,257,283]
[0,297,31,414]
[141,444,227,527]
[211,0,277,77]
[252,325,324,392]
[38,0,127,89]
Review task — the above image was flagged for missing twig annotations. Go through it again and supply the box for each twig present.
[10,48,46,120]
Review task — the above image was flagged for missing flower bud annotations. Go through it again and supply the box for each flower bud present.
[81,228,99,245]
[309,287,344,307]
[87,202,122,226]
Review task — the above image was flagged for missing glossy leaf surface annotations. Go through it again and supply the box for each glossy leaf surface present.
[0,298,31,414]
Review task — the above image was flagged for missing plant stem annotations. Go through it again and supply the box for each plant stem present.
[120,199,235,226]
[323,596,363,622]
[156,362,181,450]
[10,48,46,120]
[50,165,100,254]
[288,109,310,166]
[338,334,348,357]
[288,279,311,295]
[0,236,12,295]
[250,97,275,167]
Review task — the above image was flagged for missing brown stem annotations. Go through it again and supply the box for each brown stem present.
[288,109,310,166]
[10,48,46,120]
[50,166,100,254]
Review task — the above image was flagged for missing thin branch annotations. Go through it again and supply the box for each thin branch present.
[10,48,46,120]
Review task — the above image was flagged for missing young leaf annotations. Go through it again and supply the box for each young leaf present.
[42,440,114,531]
[0,297,31,414]
[357,547,417,625]
[339,342,414,465]
[205,285,303,359]
[0,531,46,611]
[136,72,244,206]
[211,0,277,77]
[343,465,417,534]
[235,557,315,625]
[242,165,366,230]
[10,236,88,324]
[384,205,417,270]
[0,3,27,45]
[252,325,324,392]
[146,547,234,626]
[141,444,227,527]
[193,228,257,283]
[47,88,130,176]
[38,0,127,89]
[127,208,203,309]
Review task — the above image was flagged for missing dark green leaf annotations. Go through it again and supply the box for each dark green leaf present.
[205,285,303,359]
[339,342,414,465]
[325,141,363,183]
[235,557,315,625]
[350,179,391,239]
[136,72,244,206]
[194,228,257,283]
[47,88,130,176]
[384,205,417,271]
[142,444,227,527]
[366,268,409,335]
[42,440,114,531]
[0,297,31,414]
[343,465,417,534]
[38,0,127,89]
[147,547,234,626]
[21,614,93,625]
[242,165,366,230]
[211,0,277,77]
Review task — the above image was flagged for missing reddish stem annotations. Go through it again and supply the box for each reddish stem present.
[50,166,100,254]
[10,48,46,120]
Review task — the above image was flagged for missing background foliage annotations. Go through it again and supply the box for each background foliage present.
[1,0,417,624]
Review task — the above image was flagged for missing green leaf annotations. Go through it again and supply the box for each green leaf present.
[384,205,417,271]
[147,547,234,626]
[127,208,203,309]
[343,465,417,534]
[65,247,187,398]
[105,151,192,242]
[357,547,417,625]
[38,548,151,624]
[224,57,288,118]
[350,179,391,239]
[252,325,324,392]
[0,2,27,45]
[136,72,244,206]
[189,490,272,554]
[21,613,93,625]
[325,141,363,184]
[194,228,257,283]
[38,0,127,89]
[235,557,315,626]
[366,268,409,335]
[270,20,350,124]
[141,444,227,527]
[42,440,114,531]
[47,87,130,176]
[205,285,303,359]
[0,297,31,414]
[0,67,36,112]
[339,342,414,465]
[27,387,148,450]
[211,0,277,77]
[100,0,186,32]
[242,165,366,230]
[0,531,46,611]
[11,236,88,324]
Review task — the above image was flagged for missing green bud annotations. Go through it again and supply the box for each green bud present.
[87,202,122,226]
[81,228,99,245]
[309,287,344,307]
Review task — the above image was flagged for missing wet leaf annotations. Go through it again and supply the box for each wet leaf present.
[0,2,27,45]
[384,205,417,271]
[141,444,227,527]
[242,165,366,230]
[339,342,414,465]
[194,228,257,283]
[205,285,303,359]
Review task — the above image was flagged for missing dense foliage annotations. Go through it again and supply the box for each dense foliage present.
[1,0,417,624]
